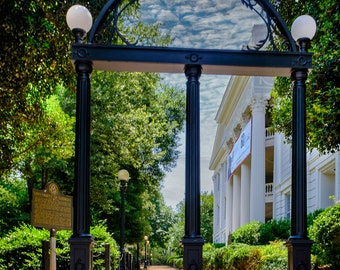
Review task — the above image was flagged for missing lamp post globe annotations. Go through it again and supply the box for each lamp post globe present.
[66,5,93,43]
[291,15,316,52]
[118,169,130,182]
[291,15,316,41]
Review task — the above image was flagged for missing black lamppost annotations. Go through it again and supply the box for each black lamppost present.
[143,236,149,269]
[66,6,94,270]
[286,15,316,270]
[118,169,130,270]
[66,2,316,269]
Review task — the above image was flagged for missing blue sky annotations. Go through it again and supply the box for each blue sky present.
[140,0,262,208]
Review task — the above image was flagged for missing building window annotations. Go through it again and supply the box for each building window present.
[216,205,220,229]
[223,197,227,222]
[285,192,291,219]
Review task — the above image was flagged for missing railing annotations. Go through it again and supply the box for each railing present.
[265,183,273,196]
[265,127,275,138]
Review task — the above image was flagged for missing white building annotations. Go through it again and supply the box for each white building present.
[209,75,340,244]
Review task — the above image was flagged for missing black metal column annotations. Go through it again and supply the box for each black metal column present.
[182,64,205,270]
[286,68,313,270]
[120,180,127,270]
[69,60,94,270]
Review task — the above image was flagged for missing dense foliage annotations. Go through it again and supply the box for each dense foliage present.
[0,178,30,236]
[197,206,338,270]
[1,0,75,173]
[0,0,173,175]
[0,0,186,253]
[231,219,290,245]
[202,241,287,270]
[231,221,262,245]
[309,204,340,269]
[270,0,340,153]
[0,223,119,270]
[165,192,214,258]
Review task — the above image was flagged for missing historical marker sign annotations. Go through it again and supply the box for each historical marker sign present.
[31,182,73,230]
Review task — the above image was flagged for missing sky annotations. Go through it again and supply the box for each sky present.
[139,0,262,208]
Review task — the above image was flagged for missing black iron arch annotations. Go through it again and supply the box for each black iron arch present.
[71,0,312,77]
[68,1,315,269]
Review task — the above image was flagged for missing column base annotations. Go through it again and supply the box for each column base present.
[181,237,205,270]
[69,236,94,270]
[286,236,313,270]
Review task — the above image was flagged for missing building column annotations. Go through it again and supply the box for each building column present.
[250,95,266,222]
[226,177,233,240]
[232,171,241,231]
[212,174,219,242]
[219,163,225,231]
[240,158,250,226]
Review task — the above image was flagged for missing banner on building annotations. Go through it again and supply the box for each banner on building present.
[227,121,251,180]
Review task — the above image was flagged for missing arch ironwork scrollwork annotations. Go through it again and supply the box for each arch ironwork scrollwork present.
[88,0,297,52]
[89,0,139,45]
[241,0,294,51]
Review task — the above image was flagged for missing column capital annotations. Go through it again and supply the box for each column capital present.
[251,95,268,114]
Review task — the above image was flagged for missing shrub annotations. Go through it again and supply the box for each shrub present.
[204,243,260,270]
[259,219,290,244]
[233,218,292,246]
[224,244,260,270]
[258,241,288,270]
[202,241,289,270]
[166,254,183,269]
[147,245,169,265]
[203,243,218,270]
[231,221,261,245]
[308,204,340,269]
[213,243,225,248]
[0,223,49,269]
[307,208,323,228]
[211,244,230,269]
[0,223,119,270]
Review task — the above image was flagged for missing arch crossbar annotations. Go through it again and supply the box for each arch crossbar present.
[72,0,313,77]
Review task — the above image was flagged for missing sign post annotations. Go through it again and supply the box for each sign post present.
[31,182,73,269]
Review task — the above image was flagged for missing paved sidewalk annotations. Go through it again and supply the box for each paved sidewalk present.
[143,266,178,270]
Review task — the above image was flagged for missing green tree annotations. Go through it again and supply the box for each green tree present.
[0,0,75,173]
[87,70,185,244]
[0,177,30,236]
[166,192,214,257]
[14,90,76,204]
[1,0,184,244]
[0,0,171,175]
[149,190,177,248]
[201,191,214,243]
[0,88,75,236]
[166,201,184,256]
[270,0,340,153]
